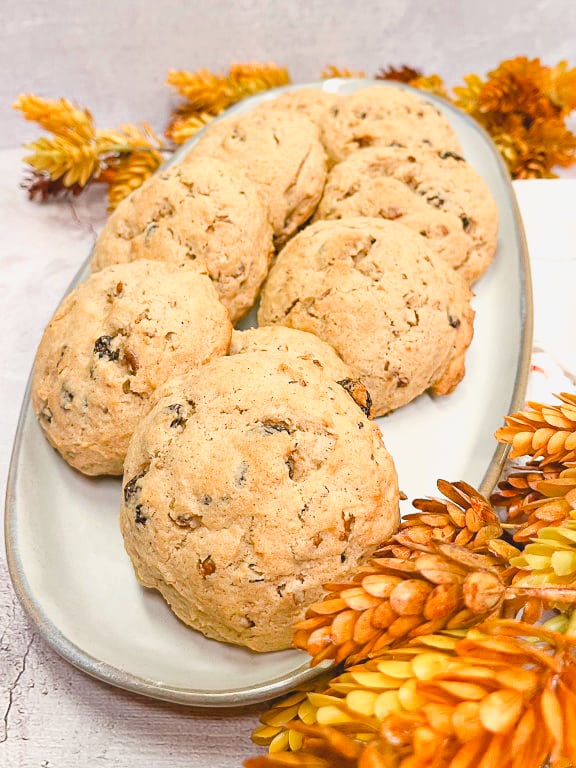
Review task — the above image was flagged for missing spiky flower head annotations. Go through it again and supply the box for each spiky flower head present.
[510,515,576,614]
[494,467,576,542]
[248,622,576,768]
[321,66,367,79]
[293,482,526,667]
[495,393,576,466]
[453,58,576,178]
[13,94,166,206]
[166,62,290,115]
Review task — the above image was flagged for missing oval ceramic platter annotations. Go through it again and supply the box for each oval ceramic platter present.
[5,80,532,707]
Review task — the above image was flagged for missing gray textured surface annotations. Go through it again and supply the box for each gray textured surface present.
[2,0,576,147]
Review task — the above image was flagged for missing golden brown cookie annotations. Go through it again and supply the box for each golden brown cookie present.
[32,261,231,476]
[120,351,399,651]
[230,326,355,384]
[92,156,274,322]
[321,85,461,163]
[258,218,474,416]
[186,109,327,244]
[254,88,341,126]
[315,146,498,283]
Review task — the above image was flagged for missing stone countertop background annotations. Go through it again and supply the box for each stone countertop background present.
[2,4,576,766]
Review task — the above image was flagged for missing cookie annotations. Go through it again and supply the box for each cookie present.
[120,351,399,651]
[32,261,231,476]
[314,147,498,282]
[315,146,497,283]
[321,85,461,163]
[254,88,341,126]
[186,109,327,244]
[230,326,355,384]
[258,218,474,416]
[92,156,274,321]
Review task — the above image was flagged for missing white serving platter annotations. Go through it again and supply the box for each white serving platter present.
[5,79,532,707]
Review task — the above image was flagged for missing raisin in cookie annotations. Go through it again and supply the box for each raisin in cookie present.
[120,352,399,651]
[254,88,341,127]
[321,85,461,164]
[315,146,497,283]
[32,261,231,476]
[230,326,355,384]
[186,109,327,244]
[258,218,474,416]
[92,156,274,321]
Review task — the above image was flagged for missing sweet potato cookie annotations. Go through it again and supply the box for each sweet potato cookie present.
[230,325,355,384]
[187,109,327,244]
[120,352,399,651]
[92,156,274,321]
[258,218,474,416]
[315,146,498,283]
[32,261,231,476]
[321,85,461,163]
[254,88,341,126]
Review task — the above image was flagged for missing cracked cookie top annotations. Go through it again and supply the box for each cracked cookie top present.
[91,156,274,321]
[32,261,231,476]
[230,325,355,383]
[120,351,399,651]
[314,146,498,284]
[258,218,474,416]
[186,109,328,245]
[320,85,462,164]
[253,88,341,127]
